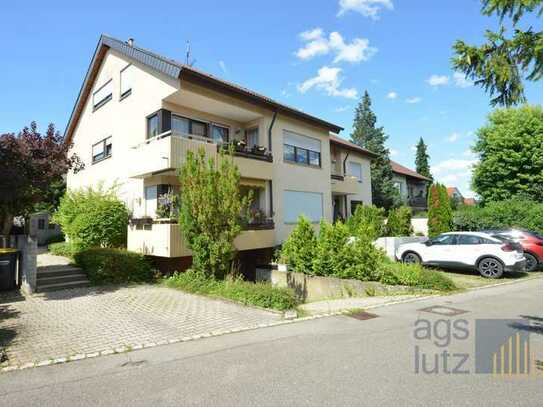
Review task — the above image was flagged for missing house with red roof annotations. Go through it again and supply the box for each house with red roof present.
[390,161,432,211]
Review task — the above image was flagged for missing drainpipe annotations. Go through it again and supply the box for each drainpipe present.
[342,152,350,176]
[267,111,277,151]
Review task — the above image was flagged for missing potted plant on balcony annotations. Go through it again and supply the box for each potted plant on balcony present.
[156,192,179,221]
[251,145,267,156]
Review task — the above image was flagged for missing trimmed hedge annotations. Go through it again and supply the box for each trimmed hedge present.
[164,270,298,311]
[48,242,79,259]
[74,248,155,285]
[454,199,543,234]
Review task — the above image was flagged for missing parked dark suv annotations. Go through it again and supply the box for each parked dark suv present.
[485,229,543,272]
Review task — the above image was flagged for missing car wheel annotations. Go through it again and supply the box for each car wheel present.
[524,253,539,272]
[478,257,504,279]
[403,252,422,264]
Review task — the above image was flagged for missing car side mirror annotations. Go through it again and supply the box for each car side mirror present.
[425,240,433,247]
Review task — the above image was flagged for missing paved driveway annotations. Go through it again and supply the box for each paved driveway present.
[0,284,281,368]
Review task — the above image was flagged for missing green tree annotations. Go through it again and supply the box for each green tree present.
[415,138,432,180]
[53,186,129,249]
[179,147,250,279]
[452,0,543,107]
[279,215,317,275]
[427,184,453,237]
[350,91,399,209]
[386,206,414,237]
[472,105,543,202]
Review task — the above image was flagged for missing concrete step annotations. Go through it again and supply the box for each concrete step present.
[37,273,89,286]
[38,265,83,278]
[36,280,91,292]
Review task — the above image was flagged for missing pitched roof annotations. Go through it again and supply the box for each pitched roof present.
[390,160,432,182]
[328,134,379,158]
[446,187,463,197]
[64,35,343,144]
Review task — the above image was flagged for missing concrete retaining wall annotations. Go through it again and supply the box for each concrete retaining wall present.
[1,234,37,294]
[256,267,412,302]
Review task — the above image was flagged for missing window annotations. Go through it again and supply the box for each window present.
[147,114,159,139]
[171,115,209,139]
[38,219,45,230]
[430,234,457,245]
[92,80,113,110]
[245,128,259,148]
[457,235,483,245]
[283,130,321,168]
[92,137,112,163]
[120,64,133,99]
[348,162,363,181]
[284,191,323,223]
[393,181,402,194]
[211,124,229,144]
[48,223,56,230]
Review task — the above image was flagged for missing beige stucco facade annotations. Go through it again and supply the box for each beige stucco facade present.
[66,38,374,261]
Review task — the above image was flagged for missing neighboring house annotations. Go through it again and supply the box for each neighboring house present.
[447,187,476,206]
[64,35,374,271]
[390,161,431,211]
[30,212,62,245]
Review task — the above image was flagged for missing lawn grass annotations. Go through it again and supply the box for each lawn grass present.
[382,260,457,292]
[434,268,543,290]
[163,270,298,311]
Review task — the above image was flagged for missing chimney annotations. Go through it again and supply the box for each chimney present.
[127,38,134,47]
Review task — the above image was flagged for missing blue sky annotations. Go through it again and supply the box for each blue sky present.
[2,0,542,198]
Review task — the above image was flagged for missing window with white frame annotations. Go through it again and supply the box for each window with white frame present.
[283,130,321,167]
[92,136,112,163]
[348,161,363,182]
[92,80,113,110]
[284,190,323,223]
[120,64,133,99]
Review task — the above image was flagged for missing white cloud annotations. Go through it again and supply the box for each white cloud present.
[334,105,351,112]
[298,66,358,99]
[453,72,473,88]
[218,60,227,74]
[386,91,398,99]
[337,0,394,19]
[405,96,422,104]
[446,132,460,143]
[462,149,476,157]
[410,145,417,152]
[295,29,376,63]
[329,32,377,63]
[389,148,399,157]
[432,159,477,176]
[426,75,449,87]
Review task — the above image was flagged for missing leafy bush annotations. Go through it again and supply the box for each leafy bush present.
[74,248,155,284]
[48,241,79,259]
[454,198,543,234]
[164,270,297,311]
[428,183,453,237]
[346,204,386,240]
[53,186,129,249]
[279,216,317,274]
[312,220,348,276]
[333,236,387,281]
[381,261,456,291]
[386,206,413,236]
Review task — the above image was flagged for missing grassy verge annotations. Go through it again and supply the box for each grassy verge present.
[381,260,457,292]
[163,270,298,311]
[434,268,543,290]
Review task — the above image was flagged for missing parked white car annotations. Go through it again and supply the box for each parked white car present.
[396,232,526,278]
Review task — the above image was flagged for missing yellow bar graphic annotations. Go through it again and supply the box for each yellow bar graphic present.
[516,333,520,375]
[501,344,505,375]
[509,336,513,376]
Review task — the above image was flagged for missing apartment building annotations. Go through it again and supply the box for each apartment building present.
[64,35,375,270]
[391,161,431,212]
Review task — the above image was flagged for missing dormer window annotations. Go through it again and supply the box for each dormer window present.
[92,79,113,110]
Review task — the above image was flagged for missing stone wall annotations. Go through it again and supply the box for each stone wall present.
[1,235,37,294]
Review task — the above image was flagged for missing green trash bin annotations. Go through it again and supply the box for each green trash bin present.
[0,248,19,291]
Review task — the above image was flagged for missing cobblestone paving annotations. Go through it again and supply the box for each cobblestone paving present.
[0,285,281,367]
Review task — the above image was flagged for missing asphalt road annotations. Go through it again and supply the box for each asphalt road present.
[1,278,542,407]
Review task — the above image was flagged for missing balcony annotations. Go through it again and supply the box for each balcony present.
[127,219,275,258]
[408,196,428,210]
[129,131,273,180]
[330,173,361,195]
